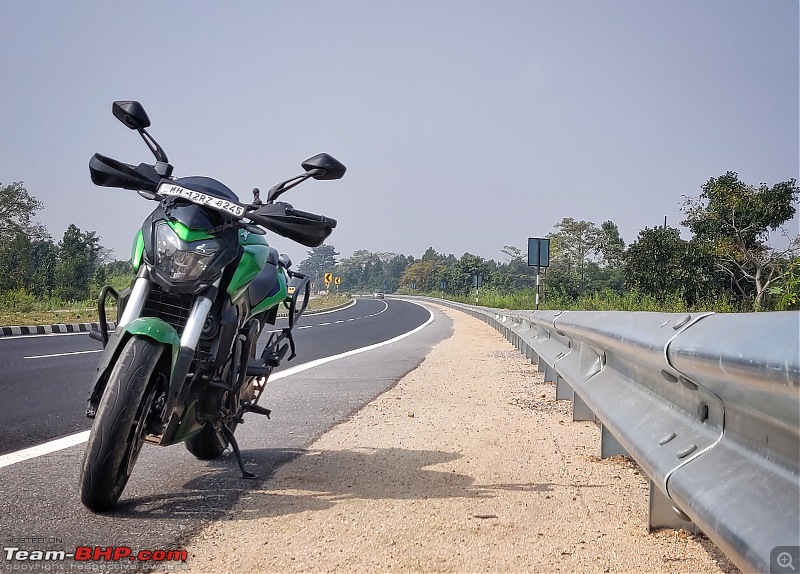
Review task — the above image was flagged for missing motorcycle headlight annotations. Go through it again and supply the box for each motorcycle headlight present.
[155,224,220,282]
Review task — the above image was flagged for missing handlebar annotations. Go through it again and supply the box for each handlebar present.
[90,153,336,246]
[89,153,160,191]
[283,206,337,229]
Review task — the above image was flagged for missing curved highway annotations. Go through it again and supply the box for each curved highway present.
[0,298,452,564]
[0,298,431,455]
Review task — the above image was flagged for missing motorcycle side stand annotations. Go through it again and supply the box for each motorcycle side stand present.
[220,425,256,479]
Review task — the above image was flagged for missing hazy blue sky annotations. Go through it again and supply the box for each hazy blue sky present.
[1,1,797,266]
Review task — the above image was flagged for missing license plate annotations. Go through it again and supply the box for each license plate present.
[157,183,245,218]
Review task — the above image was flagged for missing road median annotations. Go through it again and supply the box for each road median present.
[0,297,353,337]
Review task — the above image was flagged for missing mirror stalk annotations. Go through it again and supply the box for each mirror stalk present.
[138,128,169,164]
[266,171,321,202]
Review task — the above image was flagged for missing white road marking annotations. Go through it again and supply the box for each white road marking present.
[0,332,90,341]
[0,430,90,469]
[268,302,433,382]
[302,298,357,316]
[0,299,434,470]
[23,349,103,359]
[318,322,331,326]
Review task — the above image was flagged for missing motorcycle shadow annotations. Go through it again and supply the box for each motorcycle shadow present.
[112,446,495,521]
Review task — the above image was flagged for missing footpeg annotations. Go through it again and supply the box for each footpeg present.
[262,342,289,367]
[246,363,271,377]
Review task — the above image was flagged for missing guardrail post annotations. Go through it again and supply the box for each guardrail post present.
[572,392,596,422]
[648,481,697,534]
[600,424,629,459]
[555,377,573,401]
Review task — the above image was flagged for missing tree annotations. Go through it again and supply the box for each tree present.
[383,254,412,292]
[101,259,136,292]
[421,247,443,262]
[30,239,58,297]
[0,182,47,243]
[55,224,102,301]
[401,259,448,292]
[623,225,723,305]
[297,244,339,289]
[624,226,687,300]
[769,257,800,310]
[681,172,800,310]
[333,250,385,291]
[547,218,601,297]
[594,220,626,293]
[452,253,491,294]
[0,233,33,292]
[497,245,537,290]
[596,221,626,268]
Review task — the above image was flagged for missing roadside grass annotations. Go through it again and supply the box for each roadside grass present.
[0,290,353,327]
[308,293,351,310]
[0,290,105,326]
[402,288,746,313]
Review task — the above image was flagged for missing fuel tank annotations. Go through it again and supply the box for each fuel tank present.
[228,229,288,316]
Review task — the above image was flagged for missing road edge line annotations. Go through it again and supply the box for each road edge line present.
[0,300,434,469]
[0,430,90,469]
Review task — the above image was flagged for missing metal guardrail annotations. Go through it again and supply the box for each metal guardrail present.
[397,296,799,574]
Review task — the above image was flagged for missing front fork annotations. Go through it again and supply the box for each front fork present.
[156,279,220,444]
[87,274,220,445]
[120,276,217,351]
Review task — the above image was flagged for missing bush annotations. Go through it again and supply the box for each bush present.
[0,289,39,312]
[423,288,749,313]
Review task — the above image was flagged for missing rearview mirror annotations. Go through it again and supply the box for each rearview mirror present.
[301,153,347,180]
[112,101,151,130]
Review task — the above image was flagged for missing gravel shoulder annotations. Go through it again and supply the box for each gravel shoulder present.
[174,305,739,574]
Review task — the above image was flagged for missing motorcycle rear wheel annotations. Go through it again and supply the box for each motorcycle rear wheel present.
[184,421,235,460]
[79,336,164,512]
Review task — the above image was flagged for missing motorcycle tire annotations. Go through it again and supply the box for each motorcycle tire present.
[185,330,262,460]
[183,421,234,460]
[79,336,164,512]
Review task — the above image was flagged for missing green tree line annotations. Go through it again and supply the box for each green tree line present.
[0,181,133,308]
[2,171,798,313]
[300,172,799,312]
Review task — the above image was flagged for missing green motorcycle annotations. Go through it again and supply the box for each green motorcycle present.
[80,101,345,512]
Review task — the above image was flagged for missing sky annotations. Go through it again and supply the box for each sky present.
[1,1,798,267]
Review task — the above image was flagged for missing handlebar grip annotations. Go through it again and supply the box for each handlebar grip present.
[89,153,160,191]
[286,207,337,228]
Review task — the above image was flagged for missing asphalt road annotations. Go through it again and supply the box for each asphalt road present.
[0,297,429,455]
[0,298,452,568]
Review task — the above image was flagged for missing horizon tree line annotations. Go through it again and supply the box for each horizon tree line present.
[2,171,798,311]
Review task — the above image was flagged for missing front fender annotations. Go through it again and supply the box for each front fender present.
[86,318,181,406]
[124,317,181,362]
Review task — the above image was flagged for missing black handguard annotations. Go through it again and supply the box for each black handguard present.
[248,202,336,247]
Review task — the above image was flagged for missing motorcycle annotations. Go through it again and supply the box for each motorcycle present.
[80,100,345,512]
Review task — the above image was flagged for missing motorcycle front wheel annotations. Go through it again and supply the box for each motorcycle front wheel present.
[79,336,165,512]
